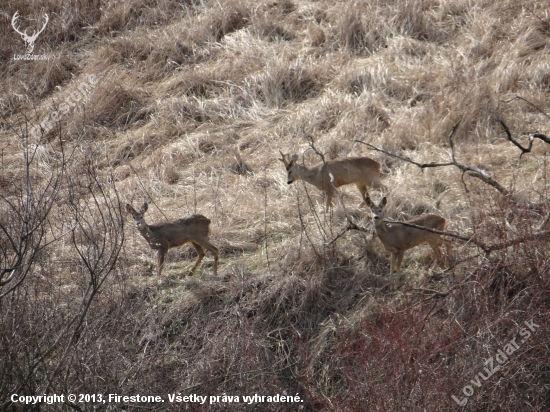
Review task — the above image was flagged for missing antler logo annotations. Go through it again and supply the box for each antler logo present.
[11,11,49,55]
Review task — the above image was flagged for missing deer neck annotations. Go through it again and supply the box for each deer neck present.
[296,164,323,190]
[373,217,389,236]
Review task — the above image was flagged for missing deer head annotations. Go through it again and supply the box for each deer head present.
[278,151,298,170]
[12,11,49,54]
[126,203,149,228]
[364,193,387,220]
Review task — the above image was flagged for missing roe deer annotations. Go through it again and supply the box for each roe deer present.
[364,194,451,274]
[279,151,383,210]
[126,203,219,277]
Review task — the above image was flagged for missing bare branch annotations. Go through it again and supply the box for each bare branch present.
[328,218,370,245]
[355,120,509,196]
[383,219,550,255]
[466,171,509,195]
[483,230,550,254]
[499,120,550,160]
[352,140,453,169]
[382,219,472,242]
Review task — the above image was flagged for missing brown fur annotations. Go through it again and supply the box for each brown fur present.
[365,195,451,274]
[126,203,219,277]
[279,151,383,210]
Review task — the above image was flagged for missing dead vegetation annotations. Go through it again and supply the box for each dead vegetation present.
[1,0,550,410]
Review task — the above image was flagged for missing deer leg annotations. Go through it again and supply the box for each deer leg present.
[324,189,333,211]
[355,183,368,207]
[443,239,451,267]
[389,253,396,275]
[206,242,219,276]
[157,249,166,277]
[394,250,405,274]
[189,242,205,276]
[196,240,219,276]
[429,240,444,267]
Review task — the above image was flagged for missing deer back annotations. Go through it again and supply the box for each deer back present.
[407,214,446,231]
[148,214,211,249]
[380,214,445,251]
[321,157,381,188]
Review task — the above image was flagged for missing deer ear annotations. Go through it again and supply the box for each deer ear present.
[380,196,387,207]
[125,204,133,213]
[140,203,148,213]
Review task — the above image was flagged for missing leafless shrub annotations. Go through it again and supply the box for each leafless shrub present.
[0,125,66,296]
[0,123,124,407]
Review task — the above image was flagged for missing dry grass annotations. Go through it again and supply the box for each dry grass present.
[1,0,550,410]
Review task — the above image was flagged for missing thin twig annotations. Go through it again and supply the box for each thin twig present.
[502,95,550,120]
[327,219,370,245]
[412,287,450,296]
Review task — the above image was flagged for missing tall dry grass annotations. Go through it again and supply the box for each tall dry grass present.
[1,0,550,410]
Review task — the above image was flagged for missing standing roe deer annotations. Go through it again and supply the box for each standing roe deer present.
[279,151,383,210]
[126,203,219,277]
[364,194,451,274]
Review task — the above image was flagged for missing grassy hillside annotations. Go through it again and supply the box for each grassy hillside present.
[1,0,550,410]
